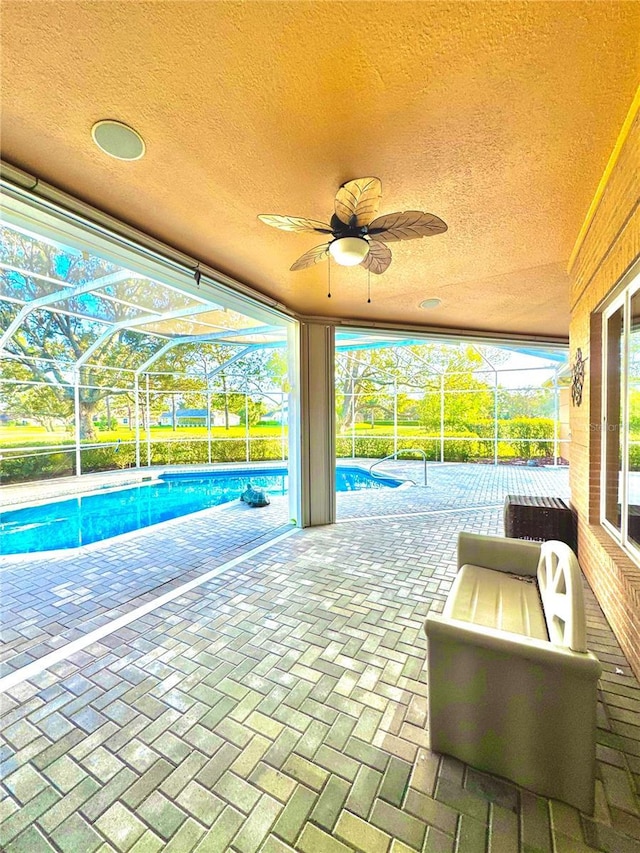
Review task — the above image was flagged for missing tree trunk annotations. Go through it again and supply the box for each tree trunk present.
[79,403,97,440]
[339,354,362,431]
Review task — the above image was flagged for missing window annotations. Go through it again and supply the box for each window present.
[601,266,640,557]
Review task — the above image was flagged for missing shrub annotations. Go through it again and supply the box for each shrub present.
[81,443,136,473]
[496,418,554,459]
[1,447,76,484]
[0,437,287,484]
[336,433,480,461]
[249,438,287,462]
[630,443,640,471]
[1,415,558,484]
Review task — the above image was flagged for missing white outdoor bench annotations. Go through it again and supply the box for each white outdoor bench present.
[424,532,602,813]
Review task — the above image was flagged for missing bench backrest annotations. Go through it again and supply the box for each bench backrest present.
[536,540,587,653]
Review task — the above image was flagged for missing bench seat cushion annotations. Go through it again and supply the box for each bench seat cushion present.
[443,563,548,639]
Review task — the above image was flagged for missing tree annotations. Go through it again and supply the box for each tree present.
[1,225,164,438]
[335,348,424,431]
[335,343,495,433]
[417,346,494,430]
[0,360,72,431]
[152,343,287,429]
[498,388,555,419]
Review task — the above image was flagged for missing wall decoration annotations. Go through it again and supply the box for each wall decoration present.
[571,347,585,406]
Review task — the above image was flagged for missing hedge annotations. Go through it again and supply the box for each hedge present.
[1,416,557,484]
[336,424,557,463]
[1,438,288,484]
[419,418,555,460]
[1,447,76,484]
[336,433,484,462]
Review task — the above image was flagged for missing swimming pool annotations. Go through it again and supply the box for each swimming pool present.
[0,466,402,555]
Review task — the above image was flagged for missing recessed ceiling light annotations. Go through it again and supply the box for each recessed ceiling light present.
[419,298,442,310]
[91,120,145,161]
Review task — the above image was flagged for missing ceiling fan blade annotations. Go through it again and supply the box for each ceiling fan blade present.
[368,211,448,242]
[258,214,332,233]
[334,177,382,227]
[360,239,392,275]
[290,243,330,271]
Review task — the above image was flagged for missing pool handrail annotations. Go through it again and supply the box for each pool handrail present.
[369,449,427,486]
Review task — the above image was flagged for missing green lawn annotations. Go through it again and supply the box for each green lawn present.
[0,422,430,447]
[338,424,424,436]
[0,424,287,447]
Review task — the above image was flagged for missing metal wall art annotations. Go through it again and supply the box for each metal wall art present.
[571,347,585,406]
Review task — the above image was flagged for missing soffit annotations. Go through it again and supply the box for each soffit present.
[2,1,639,339]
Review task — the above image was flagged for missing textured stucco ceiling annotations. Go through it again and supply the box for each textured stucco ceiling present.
[2,1,639,339]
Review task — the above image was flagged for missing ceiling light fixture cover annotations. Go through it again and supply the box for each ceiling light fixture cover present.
[91,120,145,161]
[329,236,369,266]
[420,298,442,309]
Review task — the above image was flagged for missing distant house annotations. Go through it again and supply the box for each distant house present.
[262,402,288,425]
[159,409,240,427]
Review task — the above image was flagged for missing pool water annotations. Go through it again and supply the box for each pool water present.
[0,466,401,555]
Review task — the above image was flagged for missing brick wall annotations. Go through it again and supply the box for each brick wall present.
[569,104,640,679]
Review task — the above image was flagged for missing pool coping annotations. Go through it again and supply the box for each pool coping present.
[0,459,410,511]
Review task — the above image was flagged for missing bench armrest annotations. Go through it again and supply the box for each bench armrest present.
[458,532,540,576]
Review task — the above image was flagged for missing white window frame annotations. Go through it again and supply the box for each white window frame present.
[600,262,640,563]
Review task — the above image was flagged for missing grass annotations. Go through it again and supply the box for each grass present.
[0,422,428,447]
[339,424,424,436]
[0,424,287,447]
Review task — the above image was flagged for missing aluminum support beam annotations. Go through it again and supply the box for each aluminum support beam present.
[146,374,151,467]
[74,302,234,369]
[134,375,140,468]
[440,374,445,462]
[136,338,266,377]
[74,370,82,477]
[0,269,133,352]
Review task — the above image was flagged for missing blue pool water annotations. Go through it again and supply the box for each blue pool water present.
[0,466,402,555]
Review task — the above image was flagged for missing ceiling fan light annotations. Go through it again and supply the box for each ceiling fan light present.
[329,236,369,266]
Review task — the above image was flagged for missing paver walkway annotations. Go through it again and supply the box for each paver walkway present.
[1,463,568,677]
[1,463,639,852]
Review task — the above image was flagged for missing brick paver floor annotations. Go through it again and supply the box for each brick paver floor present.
[1,463,639,852]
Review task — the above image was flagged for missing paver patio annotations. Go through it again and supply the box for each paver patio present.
[1,463,639,852]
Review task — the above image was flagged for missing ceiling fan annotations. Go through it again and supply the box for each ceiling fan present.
[258,177,447,275]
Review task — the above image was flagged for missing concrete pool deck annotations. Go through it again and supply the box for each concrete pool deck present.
[1,462,639,852]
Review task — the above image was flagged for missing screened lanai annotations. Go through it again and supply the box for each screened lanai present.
[1,194,569,494]
[0,194,294,485]
[1,184,570,517]
[334,337,569,467]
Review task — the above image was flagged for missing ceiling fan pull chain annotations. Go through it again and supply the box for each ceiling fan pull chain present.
[367,268,371,304]
[327,257,331,299]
